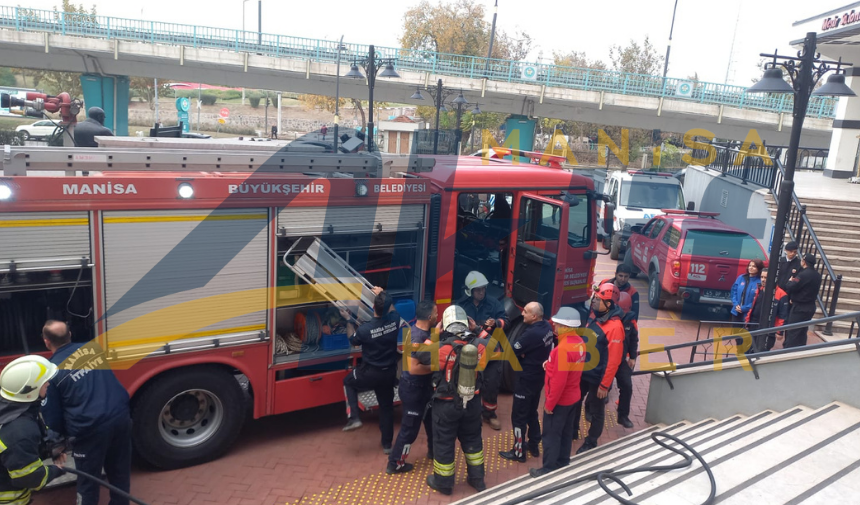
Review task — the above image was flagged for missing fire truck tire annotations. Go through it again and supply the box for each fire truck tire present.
[500,318,526,393]
[601,234,610,250]
[132,366,246,470]
[648,271,667,310]
[623,250,640,279]
[609,234,622,261]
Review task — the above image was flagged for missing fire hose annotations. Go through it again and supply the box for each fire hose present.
[58,467,151,505]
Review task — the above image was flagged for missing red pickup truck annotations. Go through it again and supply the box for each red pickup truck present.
[623,210,768,311]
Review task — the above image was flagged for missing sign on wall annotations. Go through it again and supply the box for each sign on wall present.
[675,81,694,98]
[521,65,538,81]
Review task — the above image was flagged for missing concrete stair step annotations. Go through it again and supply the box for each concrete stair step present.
[565,407,815,504]
[799,199,860,210]
[668,403,860,505]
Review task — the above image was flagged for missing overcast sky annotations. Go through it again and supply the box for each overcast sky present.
[21,0,845,86]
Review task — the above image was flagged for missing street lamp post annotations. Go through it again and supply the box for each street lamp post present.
[345,44,400,152]
[333,36,344,154]
[747,32,855,336]
[410,84,480,154]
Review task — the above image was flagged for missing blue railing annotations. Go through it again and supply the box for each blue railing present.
[0,5,838,119]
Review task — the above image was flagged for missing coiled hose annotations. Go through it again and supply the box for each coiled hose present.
[499,431,716,505]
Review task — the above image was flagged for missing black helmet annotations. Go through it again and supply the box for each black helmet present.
[88,107,106,125]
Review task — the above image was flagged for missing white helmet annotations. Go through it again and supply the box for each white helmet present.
[442,305,469,335]
[0,355,58,403]
[464,271,489,297]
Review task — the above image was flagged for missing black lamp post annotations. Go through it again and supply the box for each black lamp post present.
[747,32,855,336]
[345,44,400,152]
[411,83,479,154]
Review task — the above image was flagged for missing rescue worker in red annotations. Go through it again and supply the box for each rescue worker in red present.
[615,292,639,429]
[499,302,553,463]
[575,283,626,454]
[386,300,437,474]
[601,264,639,320]
[457,271,509,431]
[530,307,586,478]
[341,287,401,455]
[419,305,487,495]
[746,267,788,351]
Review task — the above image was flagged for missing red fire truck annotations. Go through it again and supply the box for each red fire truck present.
[0,141,607,469]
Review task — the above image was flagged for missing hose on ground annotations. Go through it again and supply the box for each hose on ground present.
[499,431,716,505]
[60,467,150,505]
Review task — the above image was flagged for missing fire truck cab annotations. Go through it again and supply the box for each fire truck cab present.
[0,142,602,469]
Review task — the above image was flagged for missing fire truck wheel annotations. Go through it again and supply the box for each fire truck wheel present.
[500,318,526,393]
[132,367,246,470]
[609,234,622,261]
[648,271,667,310]
[623,250,640,279]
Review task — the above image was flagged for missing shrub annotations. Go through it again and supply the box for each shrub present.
[200,93,218,106]
[0,129,23,146]
[249,94,262,108]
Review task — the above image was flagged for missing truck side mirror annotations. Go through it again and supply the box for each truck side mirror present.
[687,201,695,211]
[603,203,615,236]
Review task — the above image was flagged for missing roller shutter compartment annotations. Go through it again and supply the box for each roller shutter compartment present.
[277,204,425,236]
[0,212,90,271]
[102,209,269,351]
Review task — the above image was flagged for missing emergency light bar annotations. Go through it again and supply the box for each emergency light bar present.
[661,209,720,218]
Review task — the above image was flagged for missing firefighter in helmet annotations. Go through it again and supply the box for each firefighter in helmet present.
[456,270,509,430]
[418,305,487,496]
[574,283,626,454]
[0,356,66,505]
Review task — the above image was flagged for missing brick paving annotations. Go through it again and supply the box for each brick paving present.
[34,259,818,505]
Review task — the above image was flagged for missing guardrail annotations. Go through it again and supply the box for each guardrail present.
[0,5,839,119]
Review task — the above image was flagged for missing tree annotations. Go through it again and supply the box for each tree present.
[552,51,607,70]
[400,0,532,60]
[129,77,172,109]
[609,37,664,75]
[0,67,16,87]
[298,94,347,113]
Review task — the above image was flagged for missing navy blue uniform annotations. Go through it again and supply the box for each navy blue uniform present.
[43,342,131,505]
[343,311,401,449]
[388,325,435,469]
[458,295,509,420]
[509,320,553,458]
[0,401,64,505]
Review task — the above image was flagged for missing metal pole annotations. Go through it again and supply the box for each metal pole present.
[367,44,375,152]
[758,32,816,331]
[483,0,498,77]
[154,77,159,126]
[257,0,262,46]
[455,103,464,154]
[663,0,679,79]
[334,35,343,153]
[264,90,269,134]
[433,79,442,155]
[276,92,282,139]
[197,82,201,132]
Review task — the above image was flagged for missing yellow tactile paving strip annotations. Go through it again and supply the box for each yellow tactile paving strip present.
[290,408,618,505]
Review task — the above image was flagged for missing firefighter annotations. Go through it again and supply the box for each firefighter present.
[420,305,487,495]
[615,292,638,429]
[40,320,132,505]
[600,264,639,321]
[456,270,509,430]
[530,307,585,478]
[0,356,66,505]
[386,300,437,474]
[574,283,626,454]
[74,107,114,147]
[784,254,822,348]
[341,287,401,455]
[499,302,553,463]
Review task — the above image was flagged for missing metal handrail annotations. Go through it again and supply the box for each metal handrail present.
[633,310,860,376]
[0,5,838,118]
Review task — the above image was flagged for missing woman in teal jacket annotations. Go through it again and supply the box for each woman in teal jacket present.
[730,259,764,323]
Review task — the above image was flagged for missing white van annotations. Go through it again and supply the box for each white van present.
[597,170,687,260]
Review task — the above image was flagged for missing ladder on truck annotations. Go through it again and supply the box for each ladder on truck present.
[0,144,435,177]
[283,237,405,411]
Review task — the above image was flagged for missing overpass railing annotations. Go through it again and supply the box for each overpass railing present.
[0,5,838,119]
[691,141,841,335]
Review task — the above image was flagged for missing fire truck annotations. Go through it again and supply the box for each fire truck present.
[0,139,609,469]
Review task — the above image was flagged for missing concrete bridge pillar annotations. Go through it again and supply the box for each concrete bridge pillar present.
[824,67,860,179]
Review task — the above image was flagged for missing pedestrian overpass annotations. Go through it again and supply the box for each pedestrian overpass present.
[0,6,834,147]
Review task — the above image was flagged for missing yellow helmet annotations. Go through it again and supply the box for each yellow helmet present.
[0,355,58,403]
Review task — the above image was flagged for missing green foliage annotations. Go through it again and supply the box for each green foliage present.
[0,68,16,87]
[0,129,24,146]
[609,36,664,76]
[248,93,262,108]
[200,93,218,106]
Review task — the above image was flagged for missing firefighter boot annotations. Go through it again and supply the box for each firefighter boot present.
[386,462,414,474]
[499,449,526,463]
[426,475,453,496]
[484,415,502,430]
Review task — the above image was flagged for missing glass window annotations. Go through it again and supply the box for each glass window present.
[640,219,657,237]
[620,180,684,210]
[681,231,767,260]
[519,198,560,247]
[567,196,590,247]
[650,219,666,239]
[663,226,681,248]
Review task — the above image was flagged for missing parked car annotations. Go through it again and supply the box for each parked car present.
[15,119,58,140]
[598,170,687,260]
[624,210,767,312]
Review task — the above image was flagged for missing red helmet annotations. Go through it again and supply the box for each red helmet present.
[618,291,632,313]
[595,283,620,304]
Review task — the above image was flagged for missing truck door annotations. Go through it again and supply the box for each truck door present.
[510,194,568,313]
